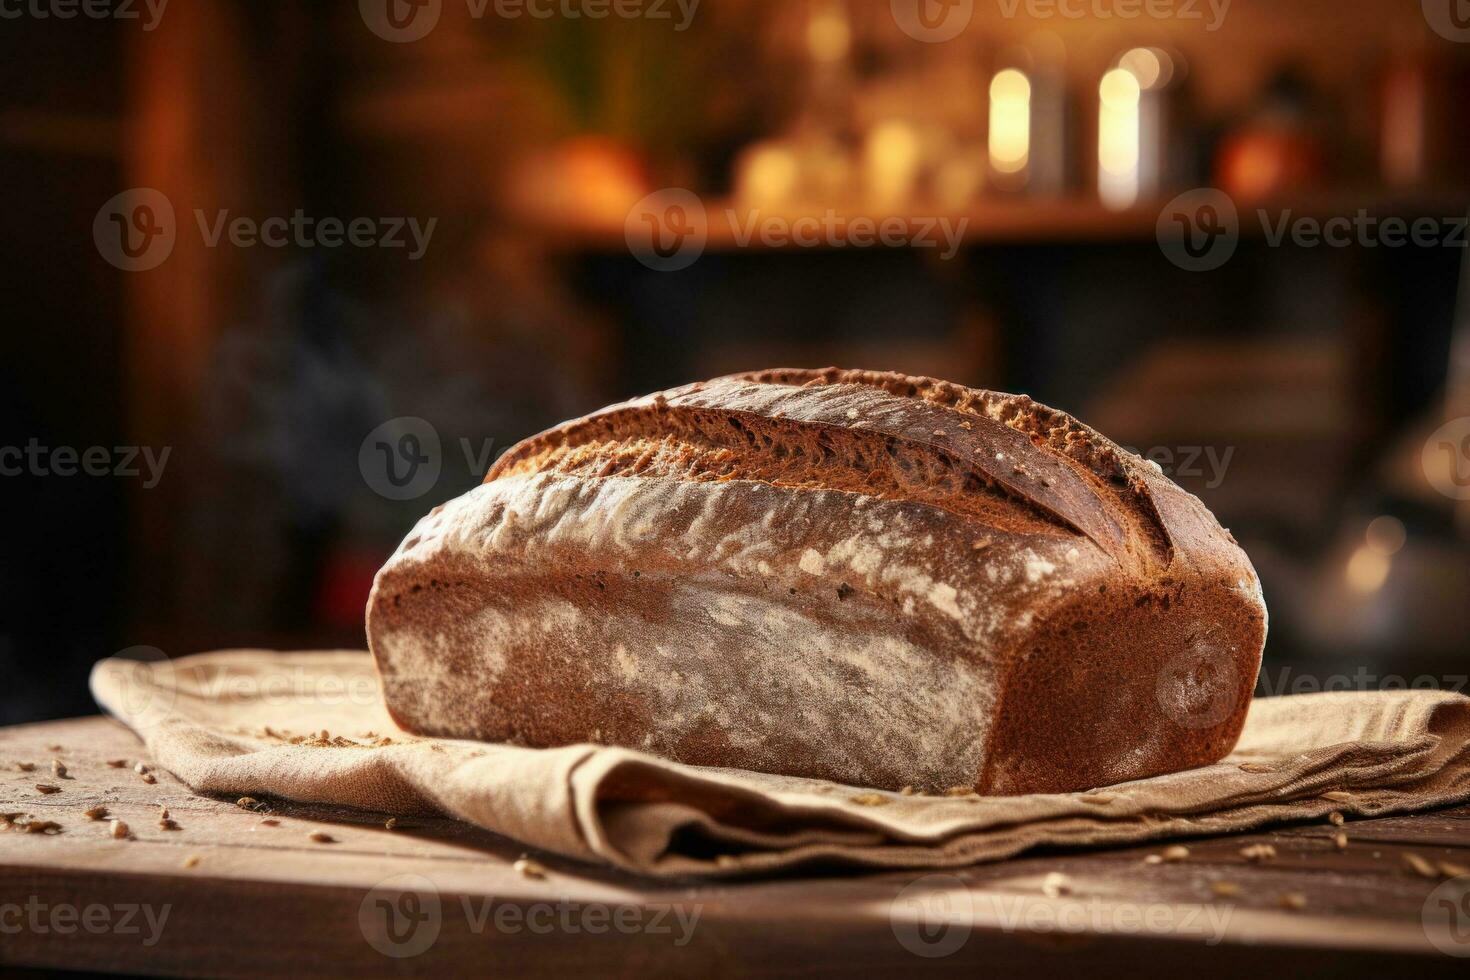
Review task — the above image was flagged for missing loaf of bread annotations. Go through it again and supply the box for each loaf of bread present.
[367,368,1266,795]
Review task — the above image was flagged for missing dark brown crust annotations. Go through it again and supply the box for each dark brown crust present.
[489,371,1171,570]
[371,368,1267,795]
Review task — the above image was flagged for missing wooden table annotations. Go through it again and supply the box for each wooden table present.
[3,717,1469,978]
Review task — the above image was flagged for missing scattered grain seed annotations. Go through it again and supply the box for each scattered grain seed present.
[46,745,62,752]
[1041,872,1072,898]
[514,856,548,880]
[1404,852,1439,878]
[899,786,916,796]
[1278,892,1308,910]
[1238,763,1276,774]
[943,786,974,797]
[110,819,129,840]
[133,762,149,774]
[83,806,108,821]
[1334,832,1348,851]
[182,855,201,869]
[106,759,127,768]
[25,820,61,834]
[958,420,973,430]
[16,762,36,772]
[850,793,889,807]
[1328,811,1345,827]
[1162,845,1190,863]
[35,784,60,795]
[307,831,336,844]
[1210,881,1241,898]
[51,760,67,778]
[1322,791,1353,802]
[1143,854,1164,865]
[159,818,179,831]
[1079,793,1116,805]
[259,819,280,827]
[139,772,156,784]
[715,855,739,869]
[1240,844,1277,862]
[236,797,259,809]
[1439,861,1470,878]
[384,817,398,830]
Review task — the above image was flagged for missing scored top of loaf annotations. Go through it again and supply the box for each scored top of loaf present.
[487,367,1174,572]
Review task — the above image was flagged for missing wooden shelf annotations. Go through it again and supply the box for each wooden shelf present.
[519,190,1470,253]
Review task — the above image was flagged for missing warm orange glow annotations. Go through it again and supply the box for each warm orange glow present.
[1345,544,1391,593]
[807,4,851,64]
[1098,67,1141,209]
[989,69,1032,176]
[865,121,921,206]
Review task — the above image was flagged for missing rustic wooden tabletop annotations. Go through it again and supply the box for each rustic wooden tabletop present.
[2,715,1469,978]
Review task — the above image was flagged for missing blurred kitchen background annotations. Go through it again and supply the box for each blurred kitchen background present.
[4,0,1470,723]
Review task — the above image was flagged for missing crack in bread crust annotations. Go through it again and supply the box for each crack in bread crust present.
[489,371,1173,568]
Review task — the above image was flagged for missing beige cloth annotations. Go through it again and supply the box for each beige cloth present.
[90,650,1470,878]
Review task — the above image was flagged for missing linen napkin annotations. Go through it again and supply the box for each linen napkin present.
[90,649,1470,877]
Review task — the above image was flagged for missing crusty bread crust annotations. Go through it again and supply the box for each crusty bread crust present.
[367,369,1267,794]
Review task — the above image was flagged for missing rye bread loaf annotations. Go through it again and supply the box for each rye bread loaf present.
[366,368,1267,795]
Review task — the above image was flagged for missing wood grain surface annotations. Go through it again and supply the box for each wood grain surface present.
[2,716,1469,978]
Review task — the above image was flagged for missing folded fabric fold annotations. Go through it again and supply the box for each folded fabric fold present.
[90,650,1470,877]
